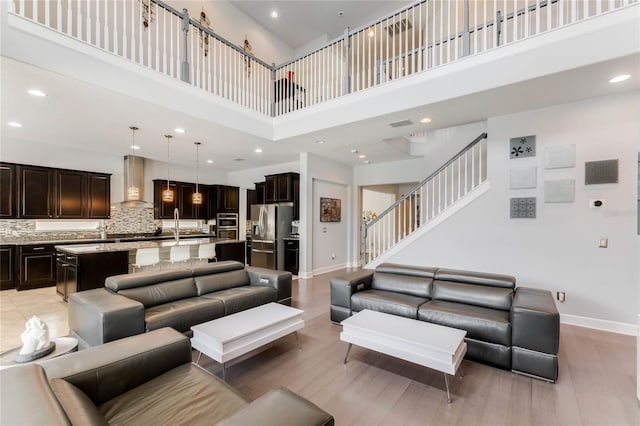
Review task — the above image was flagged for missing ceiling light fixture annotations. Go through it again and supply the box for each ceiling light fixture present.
[270,10,278,18]
[207,159,214,164]
[162,134,174,202]
[358,154,366,159]
[315,140,325,144]
[420,117,432,123]
[350,149,358,154]
[127,126,141,201]
[131,145,141,150]
[27,89,47,97]
[609,74,630,83]
[174,128,185,134]
[254,148,263,153]
[192,142,203,205]
[7,122,22,128]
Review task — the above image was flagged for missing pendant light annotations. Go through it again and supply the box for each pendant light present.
[162,134,174,202]
[192,142,203,205]
[127,126,140,201]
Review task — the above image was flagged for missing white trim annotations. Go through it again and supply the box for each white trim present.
[312,263,349,276]
[560,313,638,336]
[366,181,491,269]
[297,271,313,279]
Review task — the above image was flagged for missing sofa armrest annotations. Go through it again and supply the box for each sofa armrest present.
[68,288,145,348]
[40,328,192,405]
[329,269,374,322]
[0,364,70,426]
[246,267,293,305]
[511,287,560,355]
[215,387,333,426]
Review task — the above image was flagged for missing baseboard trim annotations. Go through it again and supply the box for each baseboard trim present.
[560,313,638,336]
[297,271,313,279]
[312,263,349,276]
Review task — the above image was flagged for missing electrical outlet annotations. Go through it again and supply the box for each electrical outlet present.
[331,252,336,260]
[598,238,608,248]
[589,199,606,208]
[556,291,566,303]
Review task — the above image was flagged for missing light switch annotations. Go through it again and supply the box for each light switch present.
[598,238,608,248]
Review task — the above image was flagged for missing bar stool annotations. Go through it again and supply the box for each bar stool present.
[193,243,217,265]
[168,245,191,265]
[132,247,160,273]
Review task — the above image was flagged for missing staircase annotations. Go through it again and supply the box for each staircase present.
[362,133,489,266]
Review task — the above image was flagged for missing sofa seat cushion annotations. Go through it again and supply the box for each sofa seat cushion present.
[99,363,249,425]
[203,286,277,315]
[351,289,428,319]
[145,297,225,333]
[418,300,511,346]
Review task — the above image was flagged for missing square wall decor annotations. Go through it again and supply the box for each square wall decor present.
[545,144,575,169]
[585,159,618,184]
[509,166,537,189]
[510,135,536,159]
[544,179,575,203]
[510,197,536,218]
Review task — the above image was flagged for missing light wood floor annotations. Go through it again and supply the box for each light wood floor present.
[1,269,638,425]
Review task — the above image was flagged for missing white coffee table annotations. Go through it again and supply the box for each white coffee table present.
[340,310,467,403]
[191,303,304,379]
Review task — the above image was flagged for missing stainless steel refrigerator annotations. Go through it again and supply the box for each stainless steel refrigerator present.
[250,204,293,270]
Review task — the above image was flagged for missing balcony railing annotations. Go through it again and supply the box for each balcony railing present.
[10,0,636,117]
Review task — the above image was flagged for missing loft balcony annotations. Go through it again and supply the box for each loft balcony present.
[1,0,639,167]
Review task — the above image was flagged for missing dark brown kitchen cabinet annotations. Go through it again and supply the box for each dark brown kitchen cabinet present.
[88,174,111,218]
[284,239,299,275]
[216,185,239,213]
[0,163,17,218]
[19,165,55,218]
[153,180,178,219]
[293,176,300,220]
[264,173,299,204]
[179,182,199,219]
[57,170,86,218]
[0,245,16,290]
[246,189,256,220]
[56,250,128,301]
[255,182,266,204]
[265,175,277,203]
[19,244,56,290]
[56,252,77,301]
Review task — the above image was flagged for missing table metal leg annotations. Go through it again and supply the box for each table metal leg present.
[222,363,226,380]
[343,343,353,365]
[195,351,202,365]
[444,373,452,403]
[294,331,302,350]
[459,365,465,378]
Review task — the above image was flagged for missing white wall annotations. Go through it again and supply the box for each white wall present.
[170,0,294,64]
[362,187,396,218]
[293,33,330,59]
[387,92,640,326]
[313,179,349,273]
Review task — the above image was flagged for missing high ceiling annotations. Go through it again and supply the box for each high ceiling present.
[229,1,412,50]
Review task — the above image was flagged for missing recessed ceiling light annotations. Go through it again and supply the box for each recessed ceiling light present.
[130,145,141,150]
[206,159,214,164]
[27,89,46,97]
[364,160,370,164]
[350,149,358,154]
[174,128,185,134]
[254,148,263,153]
[270,10,278,18]
[8,122,22,128]
[358,154,366,159]
[420,117,432,123]
[315,140,325,144]
[609,74,630,83]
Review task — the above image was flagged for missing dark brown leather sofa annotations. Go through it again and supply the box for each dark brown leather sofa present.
[69,261,292,348]
[330,263,560,382]
[0,328,333,425]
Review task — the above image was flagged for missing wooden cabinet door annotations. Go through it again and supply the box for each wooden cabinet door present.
[265,175,277,203]
[226,186,239,212]
[293,175,300,220]
[88,174,111,218]
[19,246,55,290]
[19,166,55,218]
[0,163,16,218]
[154,180,178,219]
[179,182,197,219]
[57,170,86,218]
[276,174,291,201]
[0,246,16,290]
[255,182,266,204]
[246,189,256,220]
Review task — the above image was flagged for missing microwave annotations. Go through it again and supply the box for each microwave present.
[217,228,238,240]
[217,213,238,228]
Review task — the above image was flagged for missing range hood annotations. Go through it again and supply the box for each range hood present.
[119,155,153,207]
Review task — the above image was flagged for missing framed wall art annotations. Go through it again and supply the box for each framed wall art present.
[320,197,341,222]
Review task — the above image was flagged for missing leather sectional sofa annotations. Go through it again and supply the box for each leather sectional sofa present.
[69,261,292,348]
[330,263,560,382]
[0,328,333,425]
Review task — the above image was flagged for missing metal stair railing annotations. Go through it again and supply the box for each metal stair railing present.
[361,132,488,265]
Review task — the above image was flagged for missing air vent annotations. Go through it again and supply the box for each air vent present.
[384,19,413,36]
[389,119,413,128]
[233,158,245,161]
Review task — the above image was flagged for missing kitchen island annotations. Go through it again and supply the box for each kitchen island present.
[54,238,246,300]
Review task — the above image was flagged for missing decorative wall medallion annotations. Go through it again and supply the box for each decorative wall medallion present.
[544,179,575,203]
[510,197,536,218]
[509,166,537,189]
[585,159,619,185]
[544,144,575,169]
[509,135,536,159]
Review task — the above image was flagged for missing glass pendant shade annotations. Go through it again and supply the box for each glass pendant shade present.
[127,126,141,201]
[162,188,174,202]
[192,191,202,205]
[163,134,174,202]
[192,141,202,205]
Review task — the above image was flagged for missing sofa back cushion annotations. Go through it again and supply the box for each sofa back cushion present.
[434,268,515,289]
[372,263,437,298]
[192,261,250,296]
[106,269,196,308]
[432,280,513,311]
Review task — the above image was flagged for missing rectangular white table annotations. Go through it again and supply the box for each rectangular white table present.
[191,303,304,379]
[340,309,467,403]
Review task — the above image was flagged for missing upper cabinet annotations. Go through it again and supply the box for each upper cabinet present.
[1,163,110,219]
[215,185,239,214]
[153,180,179,219]
[153,181,238,219]
[262,172,300,219]
[0,163,17,218]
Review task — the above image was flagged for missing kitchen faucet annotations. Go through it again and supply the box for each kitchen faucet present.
[173,207,180,243]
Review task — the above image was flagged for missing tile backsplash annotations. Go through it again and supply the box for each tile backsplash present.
[0,206,162,240]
